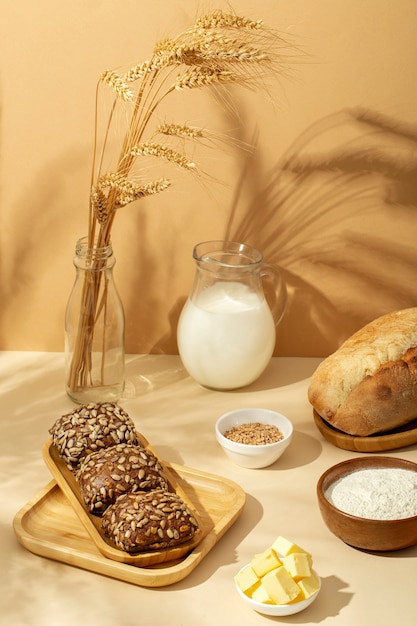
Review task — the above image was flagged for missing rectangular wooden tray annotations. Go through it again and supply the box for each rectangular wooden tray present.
[42,437,209,566]
[13,463,246,587]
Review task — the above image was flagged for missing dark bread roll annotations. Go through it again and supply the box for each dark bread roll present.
[76,443,169,514]
[102,491,200,552]
[308,308,417,436]
[49,402,138,470]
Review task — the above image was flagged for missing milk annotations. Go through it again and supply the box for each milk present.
[177,281,276,389]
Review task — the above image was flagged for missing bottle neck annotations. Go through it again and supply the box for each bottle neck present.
[74,236,115,270]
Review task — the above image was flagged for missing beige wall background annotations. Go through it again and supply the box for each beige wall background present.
[1,0,416,357]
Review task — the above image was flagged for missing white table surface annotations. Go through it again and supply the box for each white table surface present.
[1,351,416,626]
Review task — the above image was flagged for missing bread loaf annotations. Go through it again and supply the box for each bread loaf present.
[102,491,200,552]
[308,308,417,436]
[49,402,138,470]
[76,443,169,514]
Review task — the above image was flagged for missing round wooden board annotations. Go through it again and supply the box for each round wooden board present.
[313,410,417,452]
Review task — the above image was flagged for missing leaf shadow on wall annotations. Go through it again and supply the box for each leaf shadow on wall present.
[127,108,417,358]
[222,107,417,357]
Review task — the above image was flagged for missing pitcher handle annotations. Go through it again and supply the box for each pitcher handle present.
[260,264,287,327]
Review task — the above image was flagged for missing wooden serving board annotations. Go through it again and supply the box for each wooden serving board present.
[42,437,210,566]
[13,462,246,587]
[313,410,417,452]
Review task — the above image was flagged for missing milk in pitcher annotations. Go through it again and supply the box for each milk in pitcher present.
[177,281,275,389]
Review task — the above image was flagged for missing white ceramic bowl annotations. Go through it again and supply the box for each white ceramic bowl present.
[215,408,293,468]
[235,565,321,616]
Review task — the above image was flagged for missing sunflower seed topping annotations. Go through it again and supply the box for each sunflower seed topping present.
[76,443,169,514]
[101,491,200,552]
[49,403,138,470]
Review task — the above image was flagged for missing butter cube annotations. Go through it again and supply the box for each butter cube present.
[251,548,282,577]
[262,566,302,605]
[283,553,311,581]
[297,571,320,600]
[234,565,259,595]
[251,583,275,604]
[272,536,311,559]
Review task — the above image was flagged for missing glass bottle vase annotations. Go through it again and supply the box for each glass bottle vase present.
[65,236,125,403]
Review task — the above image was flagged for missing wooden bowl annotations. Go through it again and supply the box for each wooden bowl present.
[317,456,417,551]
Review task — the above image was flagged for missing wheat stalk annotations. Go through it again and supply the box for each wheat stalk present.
[100,70,134,102]
[193,10,262,30]
[68,8,296,396]
[156,123,204,140]
[126,142,197,170]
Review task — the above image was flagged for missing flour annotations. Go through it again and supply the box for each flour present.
[324,468,417,520]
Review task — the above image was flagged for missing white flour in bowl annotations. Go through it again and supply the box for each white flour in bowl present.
[325,468,417,520]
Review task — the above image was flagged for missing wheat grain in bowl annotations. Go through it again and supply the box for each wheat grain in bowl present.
[215,408,293,468]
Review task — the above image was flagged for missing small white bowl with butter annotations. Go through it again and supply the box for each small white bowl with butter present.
[234,535,321,616]
[235,567,320,616]
[215,408,293,468]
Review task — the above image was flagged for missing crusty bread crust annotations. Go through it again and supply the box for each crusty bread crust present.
[308,308,417,436]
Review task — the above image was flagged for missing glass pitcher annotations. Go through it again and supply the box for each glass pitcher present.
[177,241,287,389]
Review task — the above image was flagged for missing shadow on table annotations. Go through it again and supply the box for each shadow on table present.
[224,358,322,393]
[162,492,263,591]
[293,574,353,624]
[123,354,188,397]
[358,543,417,559]
[268,431,323,470]
[123,354,321,397]
[155,430,322,472]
